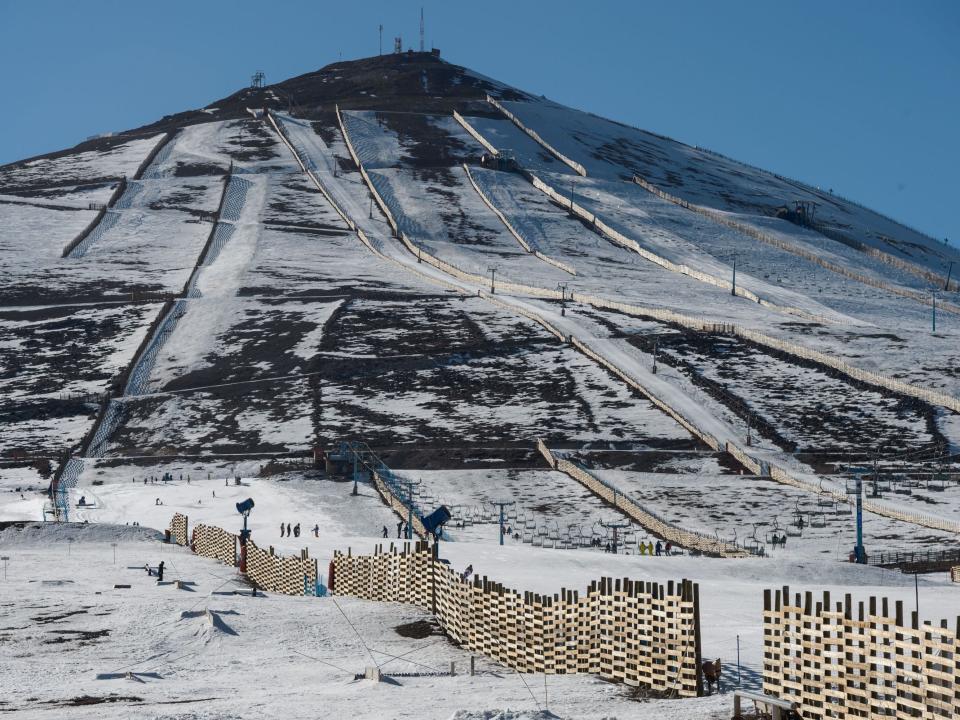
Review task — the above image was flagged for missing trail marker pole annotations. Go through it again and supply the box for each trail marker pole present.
[111,543,117,565]
[1,556,8,580]
[945,261,954,291]
[731,255,737,295]
[487,266,497,293]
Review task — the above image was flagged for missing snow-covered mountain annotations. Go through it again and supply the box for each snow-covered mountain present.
[2,51,956,466]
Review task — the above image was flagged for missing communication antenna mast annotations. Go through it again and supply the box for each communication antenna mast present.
[379,24,383,55]
[420,7,424,52]
[394,36,402,54]
[250,71,265,89]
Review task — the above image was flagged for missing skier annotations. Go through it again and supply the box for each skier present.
[212,490,215,498]
[157,561,165,582]
[313,524,319,537]
[382,525,389,538]
[655,541,662,556]
[460,564,473,582]
[397,520,403,539]
[293,523,300,538]
[647,541,654,555]
[665,542,672,556]
[280,523,286,537]
[639,542,647,556]
[286,523,292,537]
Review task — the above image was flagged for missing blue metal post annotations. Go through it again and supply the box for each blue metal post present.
[407,482,413,540]
[499,504,505,546]
[932,292,937,333]
[855,475,864,563]
[352,450,358,496]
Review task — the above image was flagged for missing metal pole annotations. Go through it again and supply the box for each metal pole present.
[855,475,864,563]
[731,256,737,295]
[352,450,359,496]
[914,573,919,618]
[499,503,505,546]
[407,482,413,540]
[737,635,742,687]
[932,291,937,333]
[946,261,954,291]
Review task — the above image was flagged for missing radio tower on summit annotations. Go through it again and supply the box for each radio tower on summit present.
[420,7,424,52]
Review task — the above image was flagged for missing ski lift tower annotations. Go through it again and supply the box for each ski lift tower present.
[489,500,515,546]
[848,468,867,563]
[600,518,631,554]
[250,71,265,89]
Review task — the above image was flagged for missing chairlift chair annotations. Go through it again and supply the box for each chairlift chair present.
[745,524,764,554]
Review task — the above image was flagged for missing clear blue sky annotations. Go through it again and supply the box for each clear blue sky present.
[2,1,957,242]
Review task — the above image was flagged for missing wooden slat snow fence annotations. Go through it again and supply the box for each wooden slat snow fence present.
[537,440,747,557]
[244,541,318,596]
[169,513,189,547]
[165,515,317,596]
[763,587,960,719]
[952,566,960,583]
[191,523,237,567]
[332,542,703,696]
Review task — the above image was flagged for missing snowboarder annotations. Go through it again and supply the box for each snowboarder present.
[280,523,286,537]
[460,564,473,582]
[155,498,161,505]
[382,525,389,538]
[655,541,662,556]
[293,523,300,538]
[157,561,165,582]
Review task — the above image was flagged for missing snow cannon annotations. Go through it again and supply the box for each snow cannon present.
[236,498,255,543]
[421,505,451,539]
